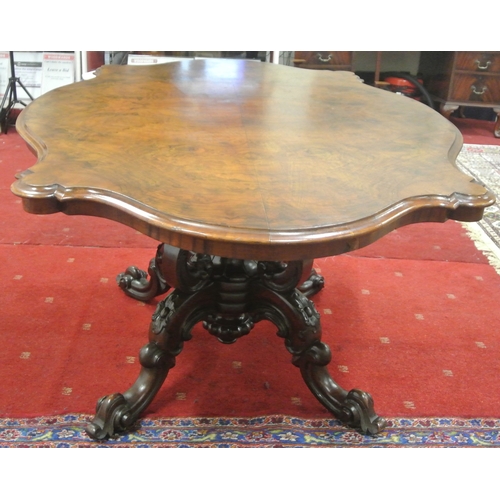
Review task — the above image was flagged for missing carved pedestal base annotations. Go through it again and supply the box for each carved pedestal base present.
[86,244,386,440]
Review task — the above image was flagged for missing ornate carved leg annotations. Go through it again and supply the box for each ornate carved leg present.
[252,270,386,436]
[87,244,218,440]
[87,286,217,440]
[296,342,386,435]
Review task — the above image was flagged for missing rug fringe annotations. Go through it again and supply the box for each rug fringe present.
[460,221,500,274]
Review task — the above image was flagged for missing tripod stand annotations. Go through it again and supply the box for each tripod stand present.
[0,51,34,134]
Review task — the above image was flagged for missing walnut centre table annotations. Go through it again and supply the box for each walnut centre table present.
[11,59,495,440]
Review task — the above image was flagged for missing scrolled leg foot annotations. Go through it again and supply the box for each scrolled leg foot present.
[86,393,130,440]
[298,269,325,298]
[117,265,147,291]
[340,390,387,435]
[86,342,174,440]
[298,342,386,435]
[117,258,169,302]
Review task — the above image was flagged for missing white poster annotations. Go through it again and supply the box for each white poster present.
[41,52,75,94]
[0,52,10,99]
[10,52,43,100]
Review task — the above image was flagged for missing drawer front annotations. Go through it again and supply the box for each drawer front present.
[451,74,500,103]
[455,52,500,73]
[294,51,352,68]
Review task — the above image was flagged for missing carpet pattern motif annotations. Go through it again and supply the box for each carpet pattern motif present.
[458,144,500,251]
[1,415,499,448]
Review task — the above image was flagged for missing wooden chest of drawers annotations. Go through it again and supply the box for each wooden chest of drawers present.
[293,51,353,71]
[419,51,500,137]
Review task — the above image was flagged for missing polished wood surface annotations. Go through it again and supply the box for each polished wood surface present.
[12,59,494,262]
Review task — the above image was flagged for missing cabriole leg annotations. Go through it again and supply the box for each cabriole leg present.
[252,281,386,435]
[86,286,216,440]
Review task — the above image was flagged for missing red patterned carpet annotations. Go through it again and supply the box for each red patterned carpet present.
[450,117,500,146]
[1,126,499,447]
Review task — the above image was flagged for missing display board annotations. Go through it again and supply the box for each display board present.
[40,53,75,94]
[0,52,75,100]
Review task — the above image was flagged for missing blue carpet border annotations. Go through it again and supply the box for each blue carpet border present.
[0,414,499,447]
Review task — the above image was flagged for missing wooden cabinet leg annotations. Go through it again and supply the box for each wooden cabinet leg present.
[494,108,500,138]
[440,103,459,120]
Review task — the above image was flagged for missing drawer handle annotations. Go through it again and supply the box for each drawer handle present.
[475,60,491,70]
[317,53,332,63]
[471,85,488,95]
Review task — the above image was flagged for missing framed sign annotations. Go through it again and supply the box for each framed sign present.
[41,53,75,94]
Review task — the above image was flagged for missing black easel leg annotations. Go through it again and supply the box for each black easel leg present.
[1,52,34,134]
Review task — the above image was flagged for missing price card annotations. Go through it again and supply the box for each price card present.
[41,53,75,94]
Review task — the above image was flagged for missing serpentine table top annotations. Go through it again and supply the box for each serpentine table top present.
[11,59,494,261]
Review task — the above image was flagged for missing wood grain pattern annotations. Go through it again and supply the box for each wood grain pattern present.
[293,51,353,70]
[455,52,500,73]
[12,59,495,260]
[450,74,500,103]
